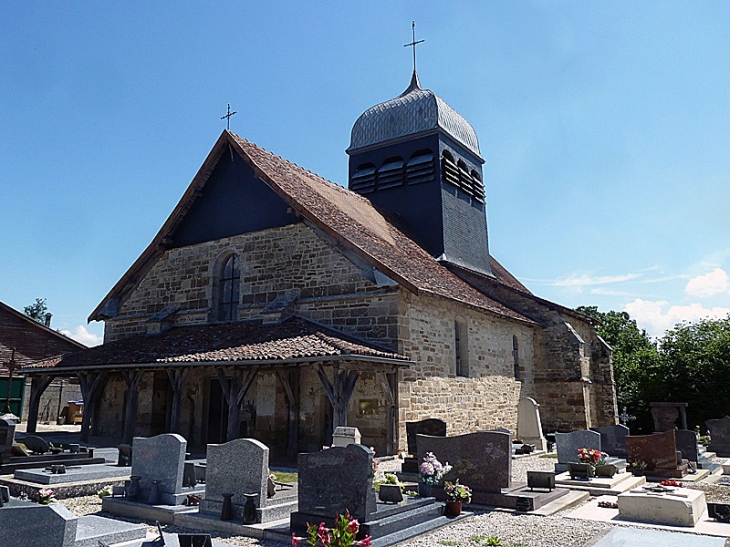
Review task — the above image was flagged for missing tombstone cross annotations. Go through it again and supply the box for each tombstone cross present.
[619,406,636,426]
[221,103,237,130]
[403,21,425,73]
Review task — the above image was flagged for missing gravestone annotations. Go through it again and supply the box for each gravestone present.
[554,430,601,474]
[517,398,547,451]
[0,500,77,547]
[674,429,699,464]
[0,417,16,464]
[332,426,361,447]
[706,415,730,457]
[293,444,376,523]
[131,433,187,505]
[417,431,512,495]
[650,402,688,432]
[590,424,629,459]
[196,437,296,523]
[402,418,447,473]
[626,430,689,478]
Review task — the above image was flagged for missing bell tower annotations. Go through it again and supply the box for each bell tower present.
[346,71,492,276]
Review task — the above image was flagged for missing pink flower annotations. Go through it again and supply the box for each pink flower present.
[358,535,372,546]
[346,517,360,534]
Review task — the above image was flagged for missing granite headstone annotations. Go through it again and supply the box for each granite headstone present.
[0,417,16,464]
[555,430,601,465]
[0,500,78,547]
[131,433,186,505]
[590,424,629,459]
[706,415,730,457]
[626,430,689,478]
[674,429,699,464]
[517,398,547,451]
[650,402,688,432]
[417,430,512,494]
[201,438,268,515]
[296,444,377,521]
[405,418,447,456]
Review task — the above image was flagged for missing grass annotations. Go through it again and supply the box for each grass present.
[469,535,487,542]
[439,541,459,546]
[271,471,297,484]
[539,453,558,459]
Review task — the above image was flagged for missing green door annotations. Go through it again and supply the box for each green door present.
[0,376,26,418]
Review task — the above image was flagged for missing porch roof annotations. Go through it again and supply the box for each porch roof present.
[19,317,412,373]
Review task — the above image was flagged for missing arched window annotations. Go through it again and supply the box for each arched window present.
[377,157,404,189]
[513,335,520,380]
[441,151,459,187]
[455,320,469,377]
[351,163,376,193]
[218,254,240,321]
[406,150,434,185]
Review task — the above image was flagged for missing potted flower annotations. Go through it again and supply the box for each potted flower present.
[574,448,616,478]
[443,480,471,516]
[38,487,57,505]
[629,459,647,477]
[418,452,452,497]
[292,510,372,546]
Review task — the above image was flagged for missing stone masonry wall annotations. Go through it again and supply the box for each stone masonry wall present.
[396,291,533,451]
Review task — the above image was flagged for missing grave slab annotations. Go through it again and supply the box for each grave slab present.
[555,470,646,496]
[618,487,705,526]
[0,499,77,547]
[74,514,147,547]
[101,496,198,525]
[590,526,727,547]
[15,463,131,485]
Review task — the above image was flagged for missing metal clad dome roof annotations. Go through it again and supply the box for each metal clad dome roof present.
[348,73,481,158]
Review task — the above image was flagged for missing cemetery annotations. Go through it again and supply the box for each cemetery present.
[1,399,730,547]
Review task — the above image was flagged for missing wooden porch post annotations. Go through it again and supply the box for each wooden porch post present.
[380,370,398,456]
[122,370,143,444]
[77,371,108,443]
[166,368,189,435]
[276,368,299,459]
[216,366,258,442]
[316,363,359,432]
[26,374,54,434]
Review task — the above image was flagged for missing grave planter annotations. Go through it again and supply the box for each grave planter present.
[445,500,462,517]
[594,464,617,478]
[378,484,403,503]
[243,493,258,524]
[567,462,595,480]
[707,502,730,523]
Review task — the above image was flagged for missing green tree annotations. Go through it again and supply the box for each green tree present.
[657,317,730,427]
[23,298,48,324]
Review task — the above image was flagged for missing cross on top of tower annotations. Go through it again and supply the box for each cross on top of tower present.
[404,21,424,73]
[221,104,237,130]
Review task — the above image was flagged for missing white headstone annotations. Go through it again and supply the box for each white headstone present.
[516,397,547,451]
[332,426,361,447]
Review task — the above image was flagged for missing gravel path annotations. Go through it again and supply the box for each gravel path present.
[58,453,730,547]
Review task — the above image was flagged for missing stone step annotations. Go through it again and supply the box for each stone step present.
[363,500,445,538]
[74,515,147,547]
[368,511,473,547]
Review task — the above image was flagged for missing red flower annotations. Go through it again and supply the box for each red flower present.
[358,536,372,546]
[346,517,360,534]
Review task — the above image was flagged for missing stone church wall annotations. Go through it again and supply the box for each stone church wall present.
[396,291,531,451]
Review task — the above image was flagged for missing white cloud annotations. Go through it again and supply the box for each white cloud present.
[685,268,730,298]
[624,298,730,339]
[553,273,641,289]
[60,325,103,347]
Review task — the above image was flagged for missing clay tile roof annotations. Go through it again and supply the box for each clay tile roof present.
[90,131,536,327]
[229,134,535,326]
[19,317,410,372]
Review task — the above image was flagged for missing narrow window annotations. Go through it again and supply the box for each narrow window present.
[455,321,469,377]
[441,151,459,187]
[218,254,240,321]
[513,335,520,379]
[406,150,434,185]
[377,157,404,189]
[350,163,376,193]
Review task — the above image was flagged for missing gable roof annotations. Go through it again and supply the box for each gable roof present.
[0,300,86,358]
[90,131,536,327]
[20,317,410,373]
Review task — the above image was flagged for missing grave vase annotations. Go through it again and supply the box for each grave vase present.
[127,475,142,501]
[243,493,258,524]
[445,500,462,517]
[220,493,234,521]
[418,482,432,498]
[148,480,161,505]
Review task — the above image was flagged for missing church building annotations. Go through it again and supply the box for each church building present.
[21,71,618,456]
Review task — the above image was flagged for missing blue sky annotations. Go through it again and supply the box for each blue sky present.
[2,2,730,346]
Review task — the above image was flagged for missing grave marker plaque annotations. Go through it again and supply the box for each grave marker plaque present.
[706,415,730,457]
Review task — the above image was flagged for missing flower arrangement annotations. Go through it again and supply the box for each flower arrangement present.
[292,511,372,546]
[419,452,452,486]
[383,473,403,490]
[97,485,114,498]
[660,479,683,488]
[38,487,57,504]
[443,480,472,503]
[577,448,607,467]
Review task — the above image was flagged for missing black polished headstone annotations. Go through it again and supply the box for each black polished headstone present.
[406,419,446,456]
[0,418,16,464]
[674,429,698,463]
[590,425,629,459]
[706,416,730,457]
[296,444,377,522]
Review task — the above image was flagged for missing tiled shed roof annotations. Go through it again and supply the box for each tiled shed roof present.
[20,317,409,372]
